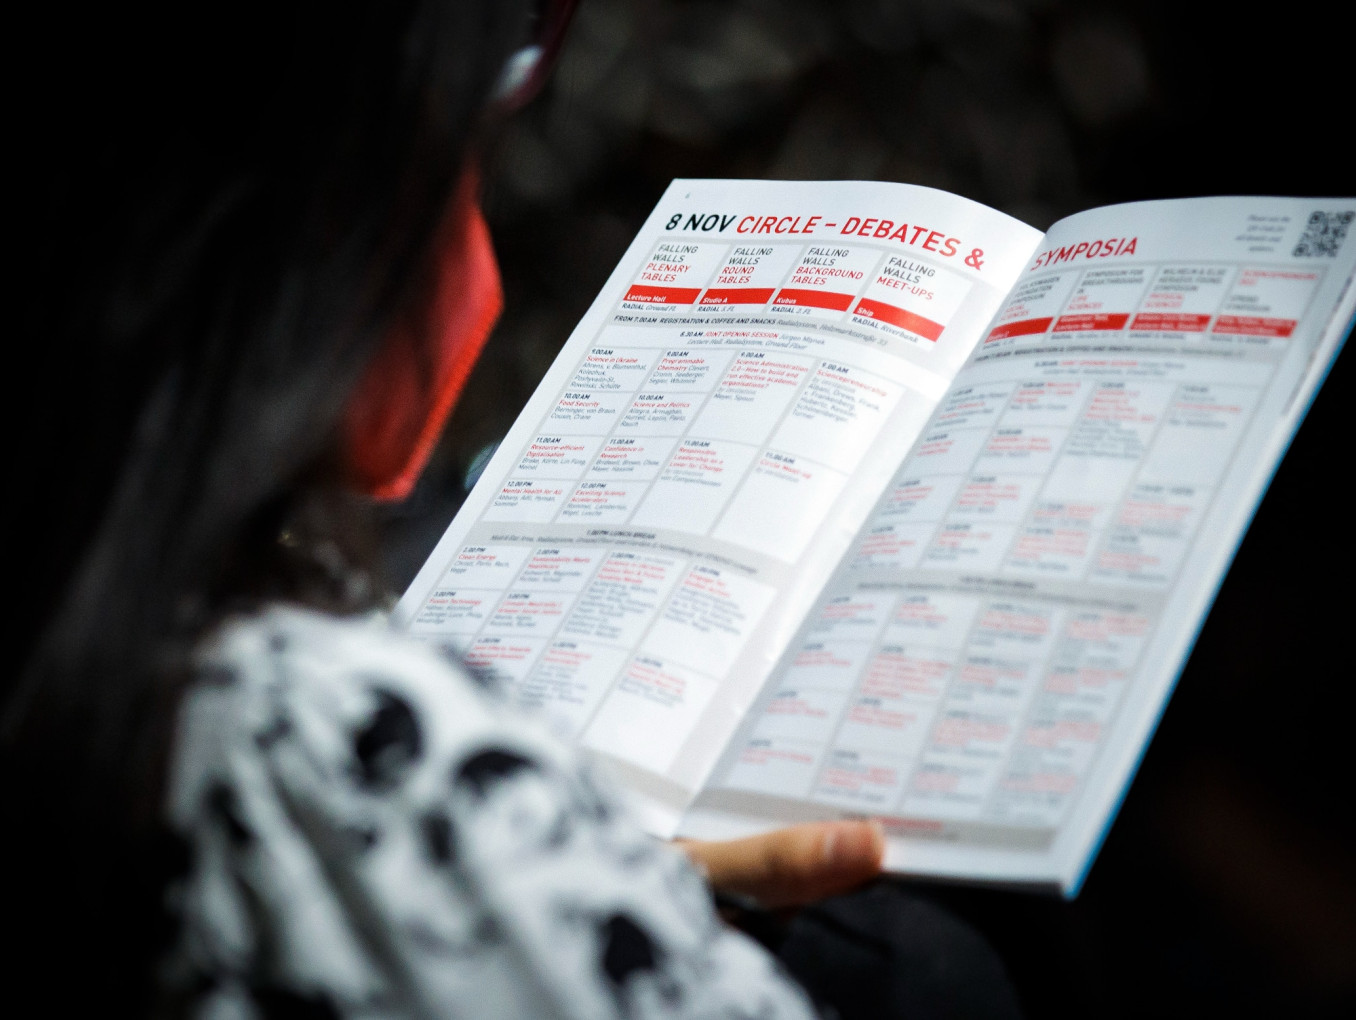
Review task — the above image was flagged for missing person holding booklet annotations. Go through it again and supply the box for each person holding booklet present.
[6,3,1022,1018]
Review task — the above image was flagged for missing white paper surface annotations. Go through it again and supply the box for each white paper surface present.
[683,195,1356,892]
[395,179,1039,822]
[397,185,1355,892]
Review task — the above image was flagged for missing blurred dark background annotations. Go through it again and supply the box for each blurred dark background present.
[381,2,1355,1014]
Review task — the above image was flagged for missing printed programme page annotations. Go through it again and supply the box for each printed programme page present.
[684,197,1356,889]
[394,179,1040,831]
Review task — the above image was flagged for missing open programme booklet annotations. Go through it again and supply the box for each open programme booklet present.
[394,180,1356,894]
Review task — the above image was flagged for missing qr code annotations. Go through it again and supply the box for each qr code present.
[1293,210,1354,257]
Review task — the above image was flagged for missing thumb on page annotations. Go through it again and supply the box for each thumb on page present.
[677,820,886,910]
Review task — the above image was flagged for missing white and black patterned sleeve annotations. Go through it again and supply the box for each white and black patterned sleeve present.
[164,607,818,1019]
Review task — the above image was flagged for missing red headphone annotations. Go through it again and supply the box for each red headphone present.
[341,1,580,501]
[340,171,502,502]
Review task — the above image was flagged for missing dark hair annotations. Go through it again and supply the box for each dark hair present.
[5,2,533,1008]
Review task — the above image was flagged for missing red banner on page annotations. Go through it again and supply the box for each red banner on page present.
[623,285,701,304]
[772,288,855,311]
[1053,313,1129,333]
[1212,315,1297,338]
[700,287,775,305]
[986,317,1052,342]
[852,297,944,341]
[1129,313,1211,332]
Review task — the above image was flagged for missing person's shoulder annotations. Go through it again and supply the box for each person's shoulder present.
[201,604,480,692]
[169,604,518,820]
[192,603,515,721]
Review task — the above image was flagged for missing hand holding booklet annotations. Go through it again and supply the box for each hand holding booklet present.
[394,180,1356,894]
